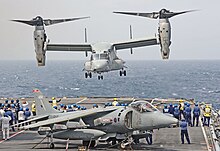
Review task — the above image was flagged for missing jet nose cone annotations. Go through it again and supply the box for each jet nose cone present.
[92,60,108,71]
[160,114,178,127]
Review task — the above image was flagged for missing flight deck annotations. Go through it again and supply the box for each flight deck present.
[0,97,219,151]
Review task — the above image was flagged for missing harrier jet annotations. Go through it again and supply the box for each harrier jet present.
[20,89,178,149]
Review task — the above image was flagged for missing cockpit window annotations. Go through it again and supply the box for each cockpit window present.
[100,53,108,59]
[91,53,108,60]
[130,101,158,113]
[91,54,99,60]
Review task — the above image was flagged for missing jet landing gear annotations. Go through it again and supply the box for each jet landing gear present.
[119,137,133,149]
[98,75,104,80]
[119,70,126,76]
[48,133,55,149]
[85,72,92,79]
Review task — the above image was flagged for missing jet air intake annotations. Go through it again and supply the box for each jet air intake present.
[114,9,195,59]
[11,16,90,66]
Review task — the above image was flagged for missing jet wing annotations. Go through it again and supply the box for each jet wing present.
[113,37,159,50]
[23,107,119,129]
[12,114,49,127]
[46,44,92,52]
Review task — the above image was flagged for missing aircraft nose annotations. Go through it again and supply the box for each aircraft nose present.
[92,60,108,71]
[156,113,178,128]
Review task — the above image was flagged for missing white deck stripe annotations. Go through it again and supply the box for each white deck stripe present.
[0,130,25,143]
[76,97,87,104]
[200,118,211,151]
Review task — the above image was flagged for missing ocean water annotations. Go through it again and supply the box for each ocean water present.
[0,60,219,108]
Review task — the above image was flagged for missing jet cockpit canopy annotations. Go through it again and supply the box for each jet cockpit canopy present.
[130,100,158,113]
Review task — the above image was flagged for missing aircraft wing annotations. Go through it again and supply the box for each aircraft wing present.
[12,114,49,127]
[46,44,92,52]
[23,107,119,129]
[113,37,158,50]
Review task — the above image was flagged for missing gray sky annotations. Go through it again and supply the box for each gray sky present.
[0,0,219,61]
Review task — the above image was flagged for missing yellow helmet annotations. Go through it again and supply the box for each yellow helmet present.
[52,97,55,100]
[113,98,117,101]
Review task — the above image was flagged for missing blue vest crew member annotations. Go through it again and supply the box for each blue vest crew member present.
[180,119,190,144]
[163,104,169,113]
[185,104,192,126]
[192,103,200,127]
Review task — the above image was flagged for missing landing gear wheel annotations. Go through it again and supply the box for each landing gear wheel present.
[83,140,90,146]
[134,139,139,144]
[85,72,88,78]
[49,142,55,149]
[119,71,122,76]
[89,72,92,78]
[90,140,96,147]
[120,142,126,149]
[98,75,103,80]
[123,70,126,76]
[111,138,117,145]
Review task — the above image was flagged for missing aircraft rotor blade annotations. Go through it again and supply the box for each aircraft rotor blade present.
[11,20,37,26]
[162,10,197,18]
[113,11,159,19]
[114,9,196,19]
[43,16,90,26]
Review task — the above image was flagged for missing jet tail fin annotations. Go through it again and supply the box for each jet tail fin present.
[33,88,60,116]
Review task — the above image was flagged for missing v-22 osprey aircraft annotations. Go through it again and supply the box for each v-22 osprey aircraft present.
[12,16,158,80]
[12,9,194,80]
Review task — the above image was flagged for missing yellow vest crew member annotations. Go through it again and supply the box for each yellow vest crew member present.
[203,105,212,127]
[49,97,61,108]
[112,98,119,106]
[31,101,36,116]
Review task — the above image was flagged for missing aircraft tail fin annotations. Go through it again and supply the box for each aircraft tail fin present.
[33,88,60,116]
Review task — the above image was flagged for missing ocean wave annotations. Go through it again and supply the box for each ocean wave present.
[208,90,220,94]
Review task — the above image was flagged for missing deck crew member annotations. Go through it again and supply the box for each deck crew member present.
[0,106,5,127]
[112,98,119,106]
[203,105,212,126]
[4,100,9,109]
[0,113,11,140]
[22,101,29,111]
[49,97,61,107]
[180,119,190,144]
[185,104,192,126]
[168,103,174,115]
[15,99,21,124]
[31,101,36,116]
[163,104,169,113]
[146,130,153,145]
[179,100,184,120]
[18,108,25,127]
[5,107,15,131]
[192,103,200,127]
[93,104,98,108]
[24,108,31,120]
[174,106,180,120]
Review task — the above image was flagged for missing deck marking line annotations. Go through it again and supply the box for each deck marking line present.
[76,97,87,104]
[200,118,211,151]
[0,130,25,144]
